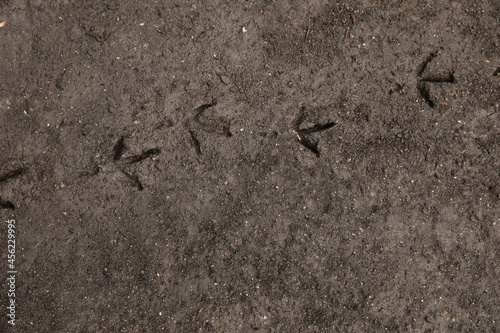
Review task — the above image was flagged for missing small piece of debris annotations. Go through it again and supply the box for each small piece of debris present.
[0,21,5,28]
[305,26,311,41]
[242,27,247,33]
[220,75,231,85]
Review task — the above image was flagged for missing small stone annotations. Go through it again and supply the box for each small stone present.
[220,75,231,85]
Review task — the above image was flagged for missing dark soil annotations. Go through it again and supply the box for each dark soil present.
[1,0,499,332]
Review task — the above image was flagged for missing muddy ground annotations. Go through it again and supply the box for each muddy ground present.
[0,0,499,332]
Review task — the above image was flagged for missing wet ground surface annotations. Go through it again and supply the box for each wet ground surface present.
[0,0,499,332]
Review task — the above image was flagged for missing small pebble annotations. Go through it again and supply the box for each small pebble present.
[220,75,231,85]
